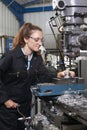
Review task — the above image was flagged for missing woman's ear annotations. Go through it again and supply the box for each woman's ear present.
[24,37,28,44]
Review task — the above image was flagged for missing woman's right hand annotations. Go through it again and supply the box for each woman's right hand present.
[4,99,18,108]
[57,70,75,78]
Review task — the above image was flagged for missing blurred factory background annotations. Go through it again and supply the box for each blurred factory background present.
[0,0,87,130]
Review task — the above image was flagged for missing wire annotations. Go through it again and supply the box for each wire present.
[17,105,26,119]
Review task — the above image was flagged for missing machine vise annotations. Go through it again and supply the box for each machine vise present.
[31,77,85,97]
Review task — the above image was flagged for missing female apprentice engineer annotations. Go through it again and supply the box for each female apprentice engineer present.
[0,22,75,130]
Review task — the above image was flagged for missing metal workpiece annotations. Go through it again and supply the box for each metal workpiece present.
[39,95,87,129]
[57,92,87,126]
[40,91,87,126]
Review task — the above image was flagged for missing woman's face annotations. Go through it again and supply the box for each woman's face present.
[25,30,43,52]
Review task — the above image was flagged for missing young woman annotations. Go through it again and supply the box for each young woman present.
[0,22,75,130]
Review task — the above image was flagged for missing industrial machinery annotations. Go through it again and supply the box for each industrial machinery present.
[48,0,87,70]
[30,76,87,130]
[29,1,87,130]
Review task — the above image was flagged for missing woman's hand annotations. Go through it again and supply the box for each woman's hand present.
[57,70,75,78]
[4,99,18,108]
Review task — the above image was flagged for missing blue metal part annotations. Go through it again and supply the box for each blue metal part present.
[22,0,43,7]
[1,0,24,26]
[5,37,13,52]
[31,77,85,97]
[23,6,52,13]
[32,83,85,97]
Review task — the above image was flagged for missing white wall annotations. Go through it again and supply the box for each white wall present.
[24,11,58,49]
[0,1,19,54]
[0,1,19,36]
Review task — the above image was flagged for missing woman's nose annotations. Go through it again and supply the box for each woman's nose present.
[39,40,42,45]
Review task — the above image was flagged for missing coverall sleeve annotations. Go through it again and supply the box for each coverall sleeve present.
[36,56,57,83]
[0,54,12,104]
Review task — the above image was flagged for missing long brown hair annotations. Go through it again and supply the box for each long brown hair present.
[12,22,42,49]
